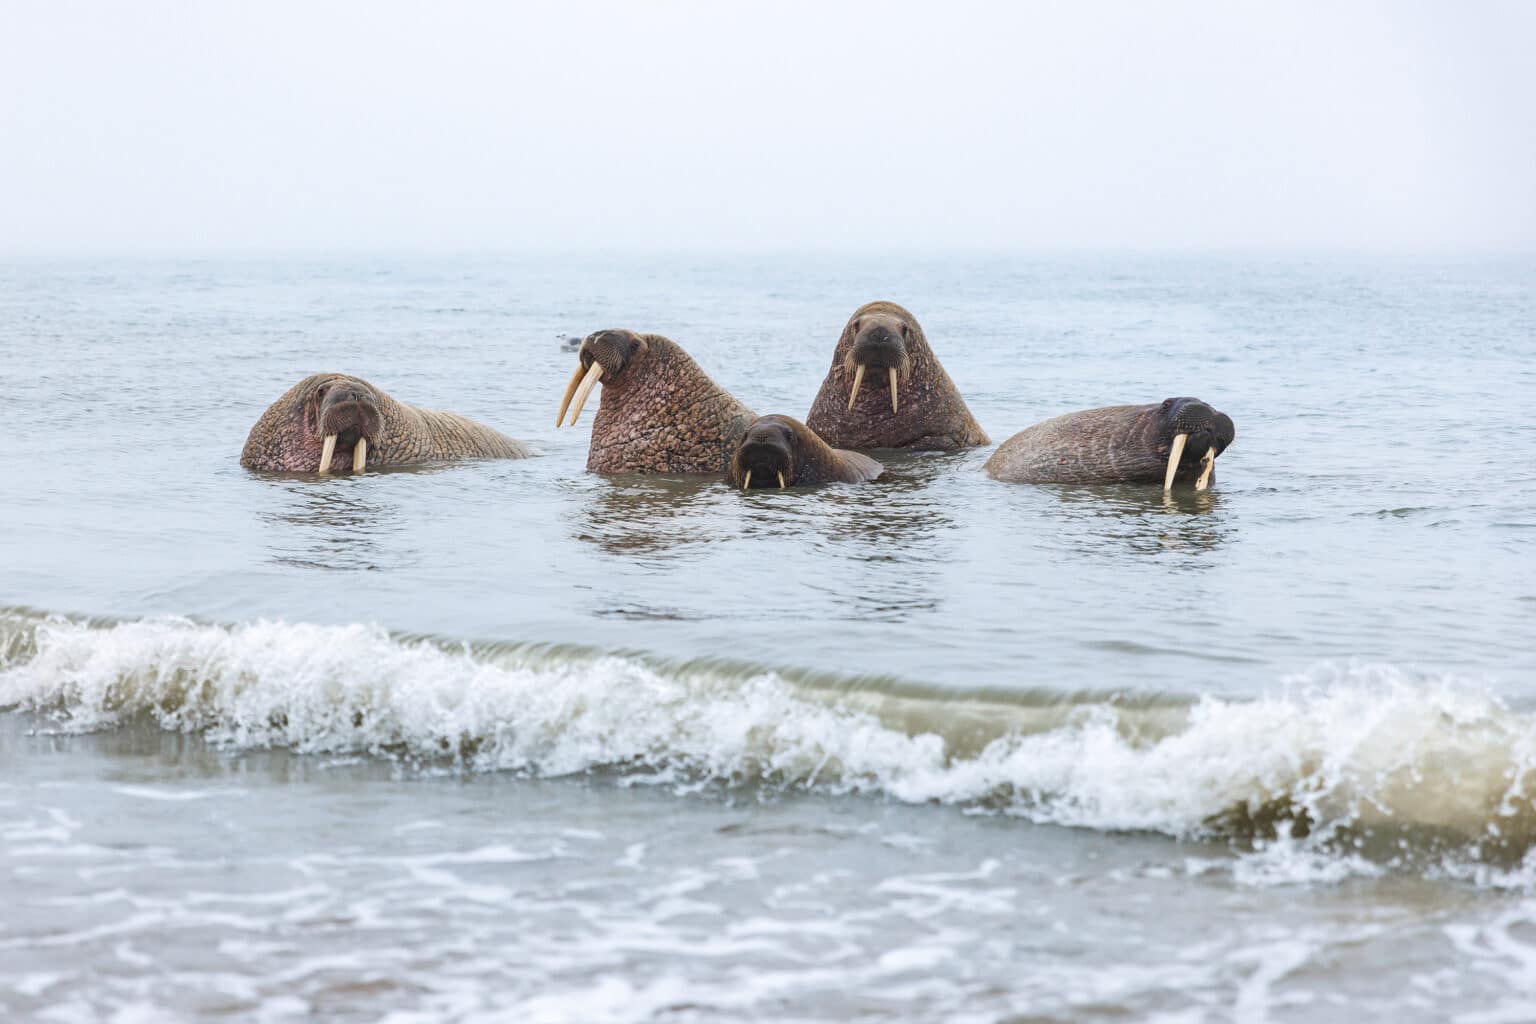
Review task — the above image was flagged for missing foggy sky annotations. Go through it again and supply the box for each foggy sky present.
[2,0,1533,252]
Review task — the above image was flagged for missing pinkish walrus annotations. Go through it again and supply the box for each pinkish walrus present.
[726,415,883,490]
[805,301,989,451]
[984,397,1235,488]
[556,329,756,474]
[241,373,530,474]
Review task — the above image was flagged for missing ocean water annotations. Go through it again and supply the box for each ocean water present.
[1,252,1534,1022]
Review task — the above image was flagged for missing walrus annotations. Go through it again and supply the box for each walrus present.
[805,301,990,451]
[556,329,757,474]
[240,373,530,473]
[726,415,884,490]
[983,397,1235,488]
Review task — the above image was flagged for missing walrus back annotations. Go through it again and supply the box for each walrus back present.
[831,448,884,483]
[411,407,532,461]
[984,405,1162,484]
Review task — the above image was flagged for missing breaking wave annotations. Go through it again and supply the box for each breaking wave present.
[3,606,1535,877]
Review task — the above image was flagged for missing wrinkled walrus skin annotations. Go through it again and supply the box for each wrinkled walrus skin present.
[983,397,1235,487]
[556,329,757,475]
[727,415,884,490]
[805,301,990,451]
[240,373,531,473]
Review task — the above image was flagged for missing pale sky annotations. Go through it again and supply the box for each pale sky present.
[2,0,1532,252]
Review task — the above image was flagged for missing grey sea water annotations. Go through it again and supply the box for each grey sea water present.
[1,252,1534,1022]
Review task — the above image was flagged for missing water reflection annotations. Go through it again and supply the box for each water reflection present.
[1047,483,1233,559]
[813,453,957,549]
[256,477,419,572]
[566,474,724,557]
[793,455,962,622]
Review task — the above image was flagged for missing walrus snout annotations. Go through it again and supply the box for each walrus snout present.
[729,420,800,490]
[844,317,914,415]
[312,380,382,475]
[557,329,650,428]
[732,440,794,490]
[849,324,908,367]
[1159,398,1236,491]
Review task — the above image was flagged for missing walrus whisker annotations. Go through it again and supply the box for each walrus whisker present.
[777,471,785,489]
[847,363,866,411]
[556,363,586,426]
[353,437,367,474]
[743,470,752,490]
[319,433,337,475]
[1163,432,1188,491]
[889,367,899,414]
[1195,446,1216,491]
[565,363,605,427]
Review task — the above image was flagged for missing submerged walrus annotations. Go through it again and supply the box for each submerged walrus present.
[805,301,990,451]
[983,397,1235,489]
[727,415,883,490]
[556,329,756,474]
[240,373,530,474]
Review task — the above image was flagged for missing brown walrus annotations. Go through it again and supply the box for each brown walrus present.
[983,397,1235,488]
[805,301,990,451]
[556,329,757,474]
[726,415,884,490]
[240,373,530,474]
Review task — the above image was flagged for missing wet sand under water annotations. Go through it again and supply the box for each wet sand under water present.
[6,713,1535,1023]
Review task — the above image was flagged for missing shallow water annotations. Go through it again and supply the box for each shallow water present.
[2,252,1535,1021]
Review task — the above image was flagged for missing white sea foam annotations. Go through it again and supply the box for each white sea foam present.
[2,611,1534,869]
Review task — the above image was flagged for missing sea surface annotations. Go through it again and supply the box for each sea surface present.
[1,251,1534,1022]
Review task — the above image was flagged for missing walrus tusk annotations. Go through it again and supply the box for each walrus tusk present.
[319,433,337,475]
[777,471,786,489]
[556,363,586,426]
[1195,446,1216,491]
[889,367,899,414]
[847,363,866,411]
[743,470,752,490]
[1163,432,1188,491]
[565,363,605,427]
[353,437,367,474]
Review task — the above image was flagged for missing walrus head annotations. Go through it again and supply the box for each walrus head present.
[1158,398,1236,491]
[307,376,383,474]
[728,416,799,490]
[556,329,651,427]
[843,313,915,414]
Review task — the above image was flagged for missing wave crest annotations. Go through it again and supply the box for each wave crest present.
[3,608,1534,871]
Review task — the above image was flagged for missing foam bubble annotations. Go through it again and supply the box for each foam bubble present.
[3,609,1535,878]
